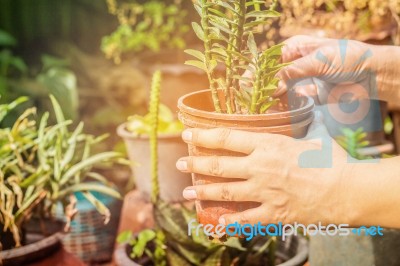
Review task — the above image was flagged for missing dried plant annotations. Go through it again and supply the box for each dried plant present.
[0,96,125,247]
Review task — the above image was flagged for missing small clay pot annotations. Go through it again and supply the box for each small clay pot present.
[177,90,315,226]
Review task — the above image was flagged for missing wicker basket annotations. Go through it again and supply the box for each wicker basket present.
[56,190,122,264]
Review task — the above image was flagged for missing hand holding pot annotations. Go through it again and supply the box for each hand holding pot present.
[277,35,400,105]
[176,113,352,226]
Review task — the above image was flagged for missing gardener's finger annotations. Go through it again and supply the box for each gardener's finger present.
[182,182,258,202]
[182,128,261,154]
[277,53,323,93]
[282,35,332,63]
[176,156,250,179]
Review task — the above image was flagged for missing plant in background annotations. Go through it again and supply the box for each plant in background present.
[185,0,287,114]
[117,71,278,265]
[0,30,79,124]
[278,0,394,40]
[335,128,371,160]
[102,0,189,64]
[0,95,125,247]
[126,104,183,137]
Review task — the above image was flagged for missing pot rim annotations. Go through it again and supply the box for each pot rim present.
[117,123,182,140]
[178,112,315,132]
[178,89,314,121]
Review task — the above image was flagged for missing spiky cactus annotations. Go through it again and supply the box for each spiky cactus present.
[149,70,162,204]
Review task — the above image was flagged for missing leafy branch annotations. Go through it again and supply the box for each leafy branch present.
[186,0,284,114]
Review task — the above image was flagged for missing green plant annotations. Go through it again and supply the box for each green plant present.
[126,104,183,137]
[335,128,370,160]
[0,96,125,247]
[102,0,189,64]
[185,0,287,114]
[117,71,278,265]
[0,31,79,123]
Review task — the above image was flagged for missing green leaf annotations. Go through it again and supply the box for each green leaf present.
[166,247,192,266]
[209,20,233,35]
[246,10,280,19]
[59,152,121,186]
[192,22,205,41]
[49,94,66,124]
[203,246,227,266]
[260,99,279,113]
[81,191,112,224]
[185,60,208,72]
[0,29,17,46]
[247,32,258,58]
[117,230,133,244]
[184,49,205,62]
[245,1,266,7]
[59,183,121,199]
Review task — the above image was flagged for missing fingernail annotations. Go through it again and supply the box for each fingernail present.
[176,160,188,171]
[183,188,197,200]
[182,130,192,141]
[219,216,226,225]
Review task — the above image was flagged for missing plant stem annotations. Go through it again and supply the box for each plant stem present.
[150,71,161,204]
[231,0,246,113]
[201,0,222,113]
[250,58,262,114]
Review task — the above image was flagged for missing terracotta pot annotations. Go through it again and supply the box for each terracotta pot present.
[117,124,192,202]
[177,90,314,226]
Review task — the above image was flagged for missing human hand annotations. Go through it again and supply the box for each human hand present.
[176,113,352,226]
[276,35,400,105]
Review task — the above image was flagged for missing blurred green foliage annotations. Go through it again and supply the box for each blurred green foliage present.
[126,104,183,136]
[0,0,116,53]
[0,30,79,125]
[101,0,189,64]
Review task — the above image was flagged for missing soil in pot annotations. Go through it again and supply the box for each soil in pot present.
[178,90,314,227]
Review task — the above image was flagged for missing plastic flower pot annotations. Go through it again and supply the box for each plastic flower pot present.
[177,90,315,227]
[117,124,192,202]
[114,234,309,266]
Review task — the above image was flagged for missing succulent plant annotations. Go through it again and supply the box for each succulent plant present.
[185,0,288,114]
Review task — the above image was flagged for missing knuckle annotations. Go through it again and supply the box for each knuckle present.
[216,128,232,148]
[220,184,234,201]
[195,186,205,199]
[209,156,224,177]
[238,213,250,224]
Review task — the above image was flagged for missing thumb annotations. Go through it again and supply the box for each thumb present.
[304,111,331,140]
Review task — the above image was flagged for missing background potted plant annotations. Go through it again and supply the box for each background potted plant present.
[277,0,395,44]
[114,68,309,266]
[117,71,192,202]
[0,95,124,265]
[178,0,314,227]
[101,0,210,112]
